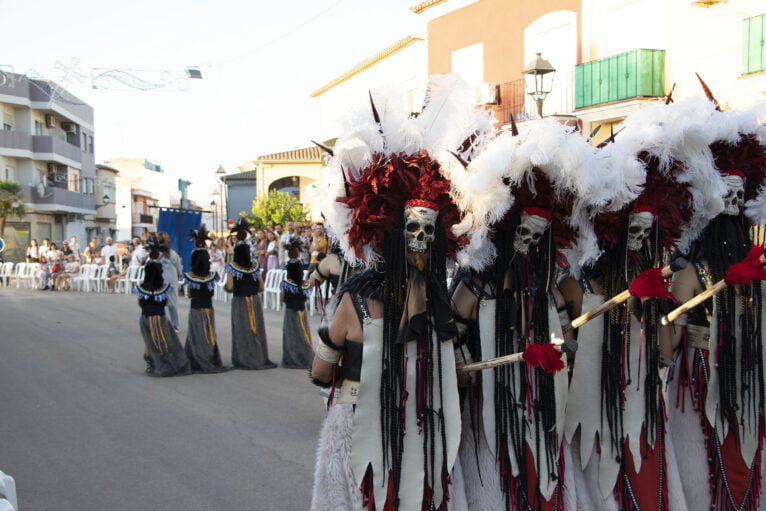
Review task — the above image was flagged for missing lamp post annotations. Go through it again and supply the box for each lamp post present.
[523,53,556,118]
[211,189,221,236]
[215,164,226,235]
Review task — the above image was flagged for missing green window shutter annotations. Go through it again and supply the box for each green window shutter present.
[743,14,766,74]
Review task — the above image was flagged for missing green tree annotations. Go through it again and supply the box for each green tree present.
[247,190,310,228]
[0,180,25,237]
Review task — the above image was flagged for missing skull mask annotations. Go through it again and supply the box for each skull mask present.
[404,204,438,253]
[513,209,551,254]
[722,172,745,216]
[627,210,655,252]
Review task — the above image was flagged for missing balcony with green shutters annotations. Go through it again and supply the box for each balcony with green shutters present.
[743,14,766,75]
[574,49,665,110]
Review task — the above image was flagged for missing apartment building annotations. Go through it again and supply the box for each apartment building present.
[103,157,184,241]
[0,71,109,261]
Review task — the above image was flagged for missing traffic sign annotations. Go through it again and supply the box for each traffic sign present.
[228,219,234,229]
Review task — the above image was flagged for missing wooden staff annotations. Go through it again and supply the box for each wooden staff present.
[660,280,726,326]
[459,258,686,374]
[569,257,686,329]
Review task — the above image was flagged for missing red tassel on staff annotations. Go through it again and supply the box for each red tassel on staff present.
[522,343,565,373]
[725,245,766,285]
[628,267,678,303]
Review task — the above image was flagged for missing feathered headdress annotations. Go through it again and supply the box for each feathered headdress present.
[189,223,211,249]
[321,73,493,266]
[229,217,251,241]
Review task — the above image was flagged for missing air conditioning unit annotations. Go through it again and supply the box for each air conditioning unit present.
[47,162,58,173]
[45,114,56,128]
[62,122,77,134]
[475,83,500,105]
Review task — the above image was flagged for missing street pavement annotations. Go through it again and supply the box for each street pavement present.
[0,287,327,510]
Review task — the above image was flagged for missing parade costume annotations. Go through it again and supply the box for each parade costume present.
[226,218,276,370]
[135,243,191,377]
[663,99,766,511]
[311,74,491,511]
[280,256,314,369]
[449,119,623,511]
[183,225,224,373]
[563,98,727,511]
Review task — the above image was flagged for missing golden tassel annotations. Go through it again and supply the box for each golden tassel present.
[148,317,161,352]
[155,316,169,353]
[297,310,312,346]
[204,309,216,345]
[246,296,258,334]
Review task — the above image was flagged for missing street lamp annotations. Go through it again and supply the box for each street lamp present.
[215,165,226,235]
[523,53,556,118]
[212,188,221,236]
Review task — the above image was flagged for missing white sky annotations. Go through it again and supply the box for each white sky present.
[0,0,423,203]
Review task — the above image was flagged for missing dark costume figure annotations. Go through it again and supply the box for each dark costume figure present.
[135,240,191,377]
[225,218,276,370]
[280,250,314,369]
[310,75,487,511]
[183,225,224,373]
[666,124,766,511]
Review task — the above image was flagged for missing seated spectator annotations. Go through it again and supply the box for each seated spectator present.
[39,256,52,291]
[106,255,123,292]
[56,255,80,291]
[49,257,63,290]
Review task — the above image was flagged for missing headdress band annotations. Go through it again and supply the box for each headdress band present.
[722,169,745,180]
[633,204,658,216]
[405,198,438,210]
[521,207,553,222]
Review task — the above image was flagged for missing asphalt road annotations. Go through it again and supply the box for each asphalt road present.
[0,287,327,511]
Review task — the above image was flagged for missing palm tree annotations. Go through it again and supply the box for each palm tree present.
[0,180,25,237]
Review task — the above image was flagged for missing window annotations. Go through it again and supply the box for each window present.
[743,14,766,74]
[89,136,94,154]
[67,168,81,192]
[2,124,11,131]
[34,120,44,136]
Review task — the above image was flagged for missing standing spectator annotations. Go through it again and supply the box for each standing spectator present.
[254,229,268,271]
[266,231,279,272]
[82,238,99,263]
[157,232,183,332]
[279,244,314,369]
[209,237,226,277]
[100,237,119,266]
[47,243,62,263]
[308,223,328,271]
[25,239,39,263]
[41,238,51,256]
[130,238,147,267]
[61,241,73,258]
[69,236,81,262]
[279,221,294,269]
[294,225,310,269]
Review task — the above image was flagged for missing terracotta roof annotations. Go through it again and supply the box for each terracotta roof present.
[255,145,323,163]
[96,164,119,174]
[409,0,447,14]
[310,35,424,97]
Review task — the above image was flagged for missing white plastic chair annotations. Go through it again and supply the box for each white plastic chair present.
[19,263,39,288]
[0,469,17,511]
[11,263,26,288]
[117,265,138,294]
[214,268,229,303]
[262,269,281,310]
[87,265,108,292]
[0,262,14,286]
[131,265,145,291]
[72,264,91,292]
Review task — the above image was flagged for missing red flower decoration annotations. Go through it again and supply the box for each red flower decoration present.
[725,245,766,285]
[337,150,467,259]
[628,267,678,303]
[522,343,565,373]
